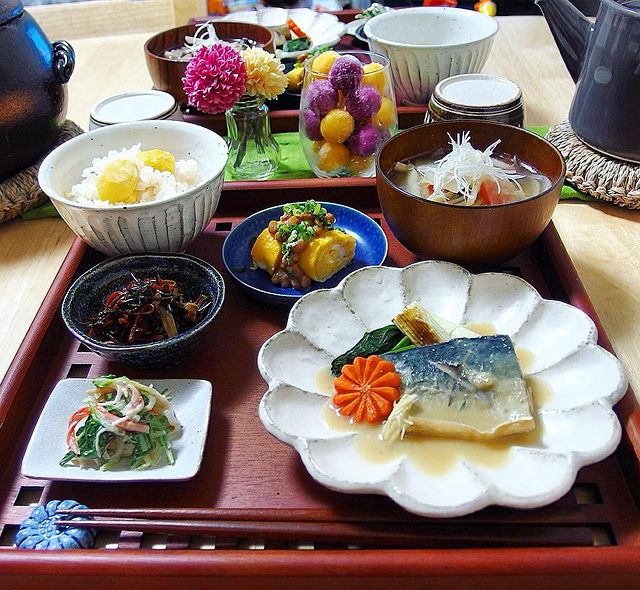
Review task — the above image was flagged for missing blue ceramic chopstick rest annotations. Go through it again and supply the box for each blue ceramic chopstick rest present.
[15,499,96,549]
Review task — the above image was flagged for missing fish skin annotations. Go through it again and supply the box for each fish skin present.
[381,335,533,434]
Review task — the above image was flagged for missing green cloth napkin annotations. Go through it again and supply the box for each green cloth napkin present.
[225,132,315,181]
[528,126,597,202]
[22,126,595,220]
[21,202,58,220]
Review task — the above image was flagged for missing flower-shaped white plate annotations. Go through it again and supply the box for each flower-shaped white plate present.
[22,378,212,482]
[221,8,346,58]
[258,261,628,517]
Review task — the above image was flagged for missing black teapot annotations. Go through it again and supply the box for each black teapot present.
[0,0,74,181]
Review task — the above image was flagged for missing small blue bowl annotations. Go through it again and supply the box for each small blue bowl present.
[62,253,225,367]
[222,202,388,306]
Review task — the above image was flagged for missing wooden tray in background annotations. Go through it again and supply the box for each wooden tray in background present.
[1,189,640,588]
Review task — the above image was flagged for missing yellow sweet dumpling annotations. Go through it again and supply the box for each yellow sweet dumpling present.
[311,51,339,75]
[362,62,387,94]
[250,200,356,290]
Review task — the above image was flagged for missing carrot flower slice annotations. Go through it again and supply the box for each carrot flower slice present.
[332,355,401,424]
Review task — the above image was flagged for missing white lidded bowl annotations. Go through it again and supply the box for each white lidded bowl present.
[364,7,499,105]
[38,120,228,256]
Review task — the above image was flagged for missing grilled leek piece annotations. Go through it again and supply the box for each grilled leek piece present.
[392,301,479,346]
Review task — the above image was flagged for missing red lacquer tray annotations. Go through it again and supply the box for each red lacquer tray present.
[1,190,640,589]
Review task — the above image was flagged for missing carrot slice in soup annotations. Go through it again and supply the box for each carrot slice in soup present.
[332,355,401,423]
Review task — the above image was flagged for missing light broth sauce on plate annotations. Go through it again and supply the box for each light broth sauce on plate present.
[315,327,552,476]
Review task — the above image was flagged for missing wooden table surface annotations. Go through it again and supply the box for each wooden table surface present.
[1,15,639,405]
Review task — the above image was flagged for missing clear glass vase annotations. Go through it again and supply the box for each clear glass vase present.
[225,95,280,180]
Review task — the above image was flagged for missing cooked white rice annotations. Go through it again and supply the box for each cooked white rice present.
[68,144,200,206]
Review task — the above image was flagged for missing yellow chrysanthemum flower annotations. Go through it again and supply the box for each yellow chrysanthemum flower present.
[242,47,288,100]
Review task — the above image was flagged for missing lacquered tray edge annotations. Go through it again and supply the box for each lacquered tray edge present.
[0,239,88,429]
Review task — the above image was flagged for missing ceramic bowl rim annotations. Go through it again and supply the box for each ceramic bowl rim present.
[376,121,566,210]
[61,253,225,354]
[37,120,228,212]
[364,7,499,50]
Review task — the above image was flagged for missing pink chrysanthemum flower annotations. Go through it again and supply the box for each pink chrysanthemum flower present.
[182,43,247,114]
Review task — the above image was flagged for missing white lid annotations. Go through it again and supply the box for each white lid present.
[90,90,177,125]
[435,74,521,108]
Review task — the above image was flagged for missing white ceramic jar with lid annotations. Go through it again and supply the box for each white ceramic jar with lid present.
[89,90,182,130]
[425,74,525,127]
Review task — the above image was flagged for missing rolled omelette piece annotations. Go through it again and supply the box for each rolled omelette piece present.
[251,228,282,275]
[251,228,356,282]
[298,230,356,282]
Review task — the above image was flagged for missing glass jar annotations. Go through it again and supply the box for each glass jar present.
[225,94,280,180]
[299,50,397,178]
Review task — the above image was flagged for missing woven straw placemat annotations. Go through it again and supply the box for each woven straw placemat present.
[546,121,640,209]
[0,121,84,224]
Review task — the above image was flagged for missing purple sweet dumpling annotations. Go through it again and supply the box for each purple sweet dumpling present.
[347,124,380,157]
[304,80,338,116]
[302,108,323,141]
[328,56,364,94]
[345,85,382,121]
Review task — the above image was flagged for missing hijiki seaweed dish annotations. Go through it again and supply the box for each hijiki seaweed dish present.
[86,275,211,345]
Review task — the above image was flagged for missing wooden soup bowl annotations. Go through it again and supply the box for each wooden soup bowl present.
[376,120,566,266]
[145,22,276,107]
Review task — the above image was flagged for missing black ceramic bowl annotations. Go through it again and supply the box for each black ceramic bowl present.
[62,253,225,367]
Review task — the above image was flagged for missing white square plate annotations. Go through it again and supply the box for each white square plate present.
[21,378,212,482]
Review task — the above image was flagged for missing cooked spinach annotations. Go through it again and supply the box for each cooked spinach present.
[283,37,311,52]
[331,324,406,376]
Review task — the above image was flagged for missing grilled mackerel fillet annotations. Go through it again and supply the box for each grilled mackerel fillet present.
[381,335,534,442]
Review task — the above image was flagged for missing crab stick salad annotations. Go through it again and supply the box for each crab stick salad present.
[60,375,181,471]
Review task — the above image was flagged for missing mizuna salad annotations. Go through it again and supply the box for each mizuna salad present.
[60,375,181,471]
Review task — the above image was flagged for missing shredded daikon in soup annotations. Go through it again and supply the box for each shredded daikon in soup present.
[417,132,520,204]
[391,132,551,207]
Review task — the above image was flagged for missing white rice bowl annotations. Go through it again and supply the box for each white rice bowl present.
[37,120,229,256]
[68,144,201,206]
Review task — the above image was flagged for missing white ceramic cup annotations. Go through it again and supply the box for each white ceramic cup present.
[364,7,499,105]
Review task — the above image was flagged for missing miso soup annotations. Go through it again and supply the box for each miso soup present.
[390,131,552,207]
